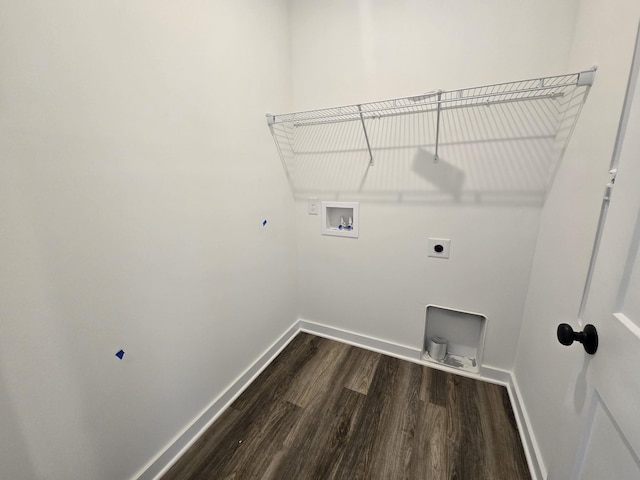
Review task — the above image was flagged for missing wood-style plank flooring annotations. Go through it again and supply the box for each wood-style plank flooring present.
[162,333,531,480]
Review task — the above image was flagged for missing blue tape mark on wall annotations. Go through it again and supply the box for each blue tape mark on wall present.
[115,349,125,360]
[263,219,267,226]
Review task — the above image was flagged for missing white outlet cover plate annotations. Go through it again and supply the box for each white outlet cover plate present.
[428,238,451,259]
[308,198,319,215]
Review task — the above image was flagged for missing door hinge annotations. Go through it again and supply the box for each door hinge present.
[604,184,613,201]
[604,168,617,200]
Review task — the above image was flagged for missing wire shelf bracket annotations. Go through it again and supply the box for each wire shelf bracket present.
[358,104,374,166]
[434,90,443,163]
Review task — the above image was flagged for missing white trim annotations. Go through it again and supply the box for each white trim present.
[510,374,547,480]
[614,312,640,340]
[135,318,544,480]
[134,322,300,480]
[480,364,513,384]
[298,319,420,362]
[299,318,509,385]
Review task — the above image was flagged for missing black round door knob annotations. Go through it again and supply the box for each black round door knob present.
[557,323,598,355]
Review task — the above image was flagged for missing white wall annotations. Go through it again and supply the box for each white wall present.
[289,0,580,370]
[3,1,634,478]
[513,0,640,476]
[0,2,296,479]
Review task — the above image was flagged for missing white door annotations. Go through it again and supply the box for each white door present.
[548,29,640,480]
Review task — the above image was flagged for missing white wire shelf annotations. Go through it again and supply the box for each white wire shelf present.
[267,69,596,202]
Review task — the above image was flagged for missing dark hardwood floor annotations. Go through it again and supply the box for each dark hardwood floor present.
[162,333,531,480]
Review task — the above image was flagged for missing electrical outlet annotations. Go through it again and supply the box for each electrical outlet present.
[428,238,451,259]
[308,198,319,215]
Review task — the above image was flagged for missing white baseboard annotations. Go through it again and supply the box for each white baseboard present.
[508,374,547,480]
[135,321,300,480]
[298,318,511,386]
[298,319,422,362]
[136,318,544,480]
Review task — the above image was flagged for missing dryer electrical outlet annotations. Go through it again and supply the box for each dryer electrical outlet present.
[428,238,451,259]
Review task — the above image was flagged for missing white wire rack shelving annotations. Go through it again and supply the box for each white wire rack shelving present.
[267,69,596,202]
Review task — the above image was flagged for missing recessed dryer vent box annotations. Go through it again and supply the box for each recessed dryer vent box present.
[422,305,486,373]
[321,201,359,238]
